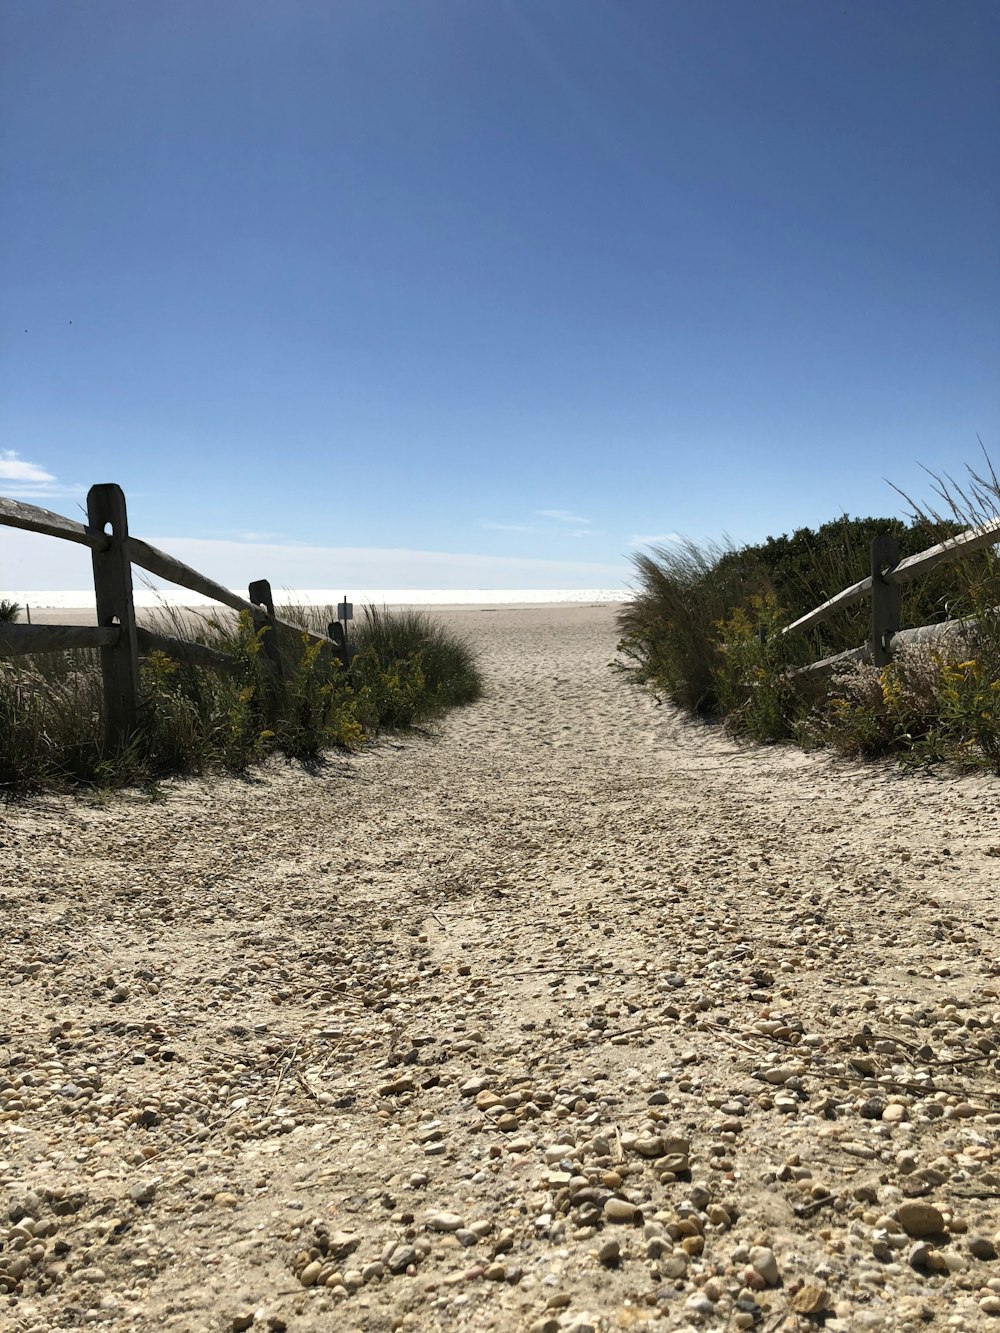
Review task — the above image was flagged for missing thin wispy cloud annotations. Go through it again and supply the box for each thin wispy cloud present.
[628,532,682,548]
[0,527,631,593]
[536,509,589,525]
[481,520,537,534]
[0,450,83,502]
[0,450,55,485]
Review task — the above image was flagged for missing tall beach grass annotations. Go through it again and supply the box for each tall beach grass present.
[0,602,482,793]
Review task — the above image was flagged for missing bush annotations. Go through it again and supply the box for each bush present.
[618,468,1000,769]
[0,603,482,793]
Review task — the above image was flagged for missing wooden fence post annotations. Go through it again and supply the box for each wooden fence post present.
[870,534,900,669]
[248,580,284,724]
[88,484,141,751]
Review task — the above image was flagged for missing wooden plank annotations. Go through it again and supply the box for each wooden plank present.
[0,623,119,657]
[129,538,331,651]
[0,495,109,550]
[135,627,239,671]
[886,515,1000,586]
[127,537,260,616]
[791,613,976,679]
[892,616,975,649]
[782,576,872,637]
[89,484,142,749]
[791,644,869,678]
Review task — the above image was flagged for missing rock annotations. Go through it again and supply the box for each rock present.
[748,1245,780,1286]
[603,1198,638,1223]
[545,1292,572,1309]
[970,1236,998,1260]
[908,1243,932,1270]
[387,1245,417,1273]
[427,1211,464,1232]
[897,1201,945,1238]
[129,1181,156,1205]
[598,1238,620,1266]
[633,1135,663,1158]
[327,1231,361,1258]
[790,1283,829,1314]
[378,1075,416,1097]
[980,1296,1000,1316]
[299,1261,323,1287]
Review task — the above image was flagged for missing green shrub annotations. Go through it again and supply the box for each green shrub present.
[618,469,1000,769]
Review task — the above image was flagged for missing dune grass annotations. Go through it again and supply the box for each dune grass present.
[0,603,482,793]
[617,464,1000,769]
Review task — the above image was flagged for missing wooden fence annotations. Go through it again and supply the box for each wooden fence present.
[784,516,1000,678]
[0,483,352,748]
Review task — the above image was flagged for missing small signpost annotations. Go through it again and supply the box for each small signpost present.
[329,595,354,668]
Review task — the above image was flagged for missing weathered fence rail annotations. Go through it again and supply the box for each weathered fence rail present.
[784,515,1000,678]
[0,483,352,748]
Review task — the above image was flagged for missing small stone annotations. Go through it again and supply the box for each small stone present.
[484,1262,506,1280]
[633,1135,663,1158]
[598,1239,620,1266]
[970,1236,998,1260]
[748,1245,780,1287]
[461,1077,489,1097]
[908,1243,932,1270]
[328,1231,361,1258]
[545,1292,572,1310]
[428,1211,464,1232]
[545,1143,576,1164]
[129,1181,156,1205]
[897,1202,945,1238]
[980,1296,1000,1316]
[603,1198,638,1223]
[214,1192,239,1209]
[387,1245,417,1273]
[299,1261,323,1287]
[379,1076,416,1097]
[790,1284,829,1314]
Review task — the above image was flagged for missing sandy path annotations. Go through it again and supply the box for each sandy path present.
[3,604,1000,1333]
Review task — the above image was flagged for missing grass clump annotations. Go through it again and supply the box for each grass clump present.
[0,603,482,793]
[618,464,1000,769]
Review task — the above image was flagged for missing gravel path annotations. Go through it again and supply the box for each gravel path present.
[3,603,1000,1333]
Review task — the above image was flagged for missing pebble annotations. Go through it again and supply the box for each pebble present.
[898,1202,946,1238]
[748,1246,780,1287]
[598,1238,620,1266]
[603,1198,638,1223]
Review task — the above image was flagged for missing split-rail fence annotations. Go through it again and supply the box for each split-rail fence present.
[784,518,1000,677]
[0,483,352,749]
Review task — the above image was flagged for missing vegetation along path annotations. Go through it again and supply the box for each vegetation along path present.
[4,603,1000,1333]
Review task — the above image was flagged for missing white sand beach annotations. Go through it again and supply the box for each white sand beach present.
[2,603,1000,1331]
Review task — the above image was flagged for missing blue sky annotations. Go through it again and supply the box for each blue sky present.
[2,0,998,590]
